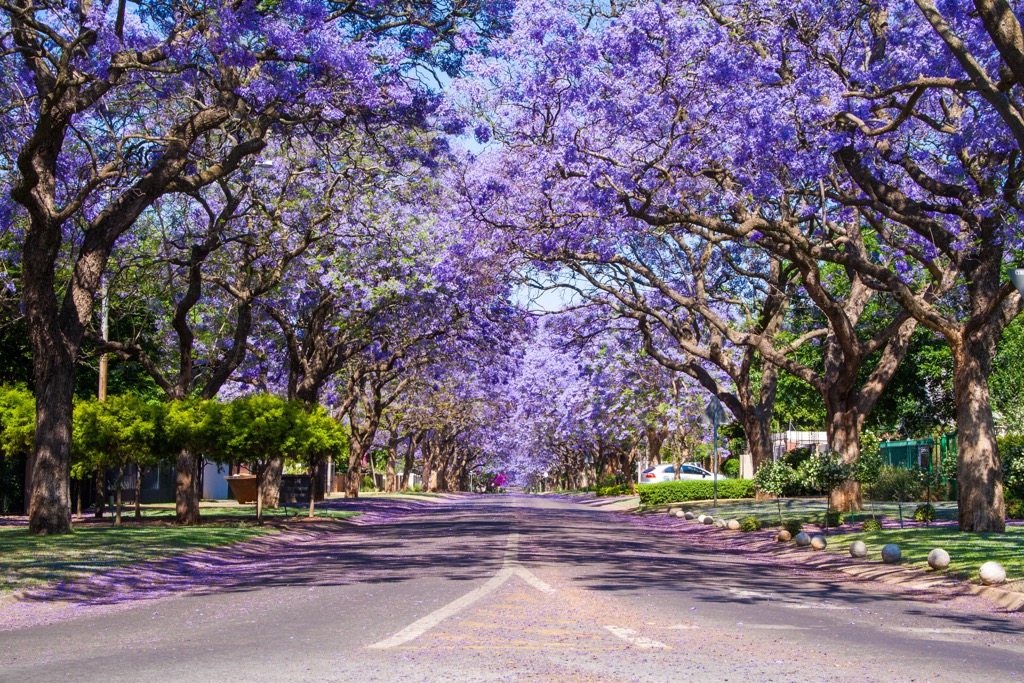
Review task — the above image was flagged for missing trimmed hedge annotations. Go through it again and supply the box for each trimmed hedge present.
[638,479,755,506]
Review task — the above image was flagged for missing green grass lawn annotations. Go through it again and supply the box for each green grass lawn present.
[126,502,362,521]
[824,526,1024,591]
[0,524,276,595]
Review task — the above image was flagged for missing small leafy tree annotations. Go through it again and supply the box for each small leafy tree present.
[163,399,222,526]
[294,407,347,518]
[0,385,34,514]
[753,459,795,526]
[216,395,306,524]
[73,396,163,526]
[804,450,852,535]
[854,435,883,519]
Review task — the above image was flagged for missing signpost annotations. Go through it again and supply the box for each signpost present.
[702,396,729,507]
[1011,268,1024,297]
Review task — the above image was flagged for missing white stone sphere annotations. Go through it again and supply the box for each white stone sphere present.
[810,535,827,551]
[849,541,868,558]
[727,519,741,531]
[702,515,715,525]
[927,548,950,570]
[980,561,1007,586]
[714,518,727,528]
[794,532,811,547]
[697,514,708,524]
[684,512,696,520]
[668,508,678,516]
[674,509,686,518]
[881,544,902,564]
[776,530,792,543]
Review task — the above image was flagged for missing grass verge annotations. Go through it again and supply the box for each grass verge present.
[823,526,1024,591]
[0,524,276,595]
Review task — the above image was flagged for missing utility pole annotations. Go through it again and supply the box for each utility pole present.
[99,278,109,401]
[94,279,109,519]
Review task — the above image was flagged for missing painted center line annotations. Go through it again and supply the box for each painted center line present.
[603,625,669,649]
[367,532,553,650]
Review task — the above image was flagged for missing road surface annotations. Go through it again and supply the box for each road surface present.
[1,495,1022,682]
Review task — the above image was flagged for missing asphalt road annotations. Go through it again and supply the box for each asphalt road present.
[1,494,1022,682]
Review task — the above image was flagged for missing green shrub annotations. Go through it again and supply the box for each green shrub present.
[782,446,815,469]
[1007,497,1024,520]
[782,519,803,536]
[637,479,755,506]
[822,510,844,527]
[914,502,936,523]
[999,435,1024,500]
[868,466,923,502]
[721,458,741,477]
[740,516,762,532]
[596,484,630,497]
[861,518,883,532]
[753,459,795,497]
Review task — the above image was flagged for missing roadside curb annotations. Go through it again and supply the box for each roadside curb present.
[0,591,26,608]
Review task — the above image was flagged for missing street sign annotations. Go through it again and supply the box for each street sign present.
[702,396,728,427]
[1011,268,1024,296]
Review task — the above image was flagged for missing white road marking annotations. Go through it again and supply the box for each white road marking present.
[603,625,669,649]
[367,531,553,649]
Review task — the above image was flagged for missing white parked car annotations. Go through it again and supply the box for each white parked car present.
[640,463,716,484]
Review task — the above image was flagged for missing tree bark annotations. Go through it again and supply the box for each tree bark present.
[175,450,201,525]
[307,457,321,518]
[134,467,144,519]
[645,426,666,466]
[261,457,283,509]
[743,410,774,472]
[953,335,1005,532]
[827,406,864,512]
[26,346,76,534]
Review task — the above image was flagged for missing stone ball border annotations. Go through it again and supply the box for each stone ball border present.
[660,507,1014,599]
[881,544,902,564]
[927,548,950,571]
[980,561,1007,586]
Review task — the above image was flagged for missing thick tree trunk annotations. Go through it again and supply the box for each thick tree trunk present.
[261,457,283,509]
[402,443,416,491]
[645,427,666,467]
[27,351,76,534]
[134,467,144,519]
[385,454,396,492]
[827,406,863,512]
[385,436,398,493]
[953,337,1005,532]
[346,438,364,498]
[307,457,320,518]
[175,449,201,526]
[743,411,773,472]
[255,464,266,525]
